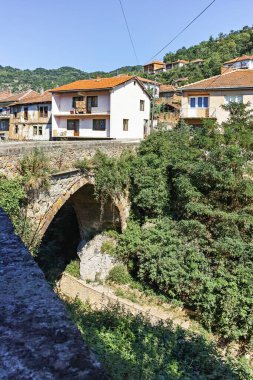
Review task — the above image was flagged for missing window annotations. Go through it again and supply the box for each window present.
[39,106,48,118]
[72,96,84,108]
[93,119,106,131]
[91,96,98,107]
[38,126,43,135]
[15,125,19,134]
[123,119,129,131]
[140,100,145,111]
[189,96,208,108]
[224,95,243,104]
[33,125,37,136]
[67,119,79,130]
[24,107,28,120]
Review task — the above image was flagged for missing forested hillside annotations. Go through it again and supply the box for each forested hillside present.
[154,25,253,84]
[0,65,141,92]
[1,26,253,91]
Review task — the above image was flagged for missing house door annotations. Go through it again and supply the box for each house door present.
[87,97,92,113]
[74,120,79,136]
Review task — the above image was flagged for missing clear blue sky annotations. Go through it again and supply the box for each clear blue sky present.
[1,0,253,72]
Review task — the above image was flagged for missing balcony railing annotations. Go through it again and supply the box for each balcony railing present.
[180,107,216,118]
[0,109,10,118]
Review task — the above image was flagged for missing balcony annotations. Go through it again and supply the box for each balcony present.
[0,109,10,118]
[180,107,216,119]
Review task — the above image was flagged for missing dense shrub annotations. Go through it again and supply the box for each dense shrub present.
[95,103,253,346]
[107,264,132,285]
[66,299,252,380]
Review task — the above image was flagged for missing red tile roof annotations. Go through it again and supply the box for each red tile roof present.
[143,60,164,66]
[160,84,176,92]
[136,76,161,85]
[0,91,12,102]
[12,91,52,105]
[180,69,253,91]
[5,90,38,103]
[50,75,136,92]
[224,55,253,65]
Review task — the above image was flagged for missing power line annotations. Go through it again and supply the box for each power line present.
[118,0,139,65]
[147,0,216,64]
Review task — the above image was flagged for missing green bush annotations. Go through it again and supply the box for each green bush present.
[100,240,116,256]
[65,259,80,278]
[66,299,252,380]
[107,264,132,285]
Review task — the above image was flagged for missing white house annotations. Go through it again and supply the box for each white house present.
[50,76,151,139]
[222,55,253,73]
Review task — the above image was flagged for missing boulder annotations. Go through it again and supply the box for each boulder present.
[77,234,117,282]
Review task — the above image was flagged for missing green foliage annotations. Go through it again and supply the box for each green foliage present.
[107,264,132,285]
[75,157,91,172]
[17,148,50,195]
[106,104,253,346]
[0,64,142,92]
[65,259,80,278]
[66,299,252,380]
[100,239,116,256]
[93,149,135,203]
[0,175,25,218]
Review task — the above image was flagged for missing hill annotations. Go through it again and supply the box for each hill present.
[1,26,253,91]
[0,65,142,92]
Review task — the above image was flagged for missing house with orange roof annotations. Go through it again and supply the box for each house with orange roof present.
[179,69,253,125]
[9,91,52,140]
[50,76,151,139]
[166,59,189,71]
[0,90,37,140]
[143,60,166,74]
[222,55,253,73]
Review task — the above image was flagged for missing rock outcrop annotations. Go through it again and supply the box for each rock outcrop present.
[78,234,117,282]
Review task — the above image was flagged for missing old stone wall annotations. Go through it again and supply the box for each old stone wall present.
[0,208,106,379]
[0,140,139,176]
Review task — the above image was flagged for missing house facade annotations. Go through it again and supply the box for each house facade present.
[9,92,52,140]
[143,61,165,74]
[222,55,253,73]
[180,69,253,125]
[51,76,151,139]
[0,90,37,140]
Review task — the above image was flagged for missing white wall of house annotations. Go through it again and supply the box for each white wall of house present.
[54,117,109,138]
[110,80,150,139]
[181,89,253,124]
[224,59,253,70]
[53,92,110,114]
[52,80,151,139]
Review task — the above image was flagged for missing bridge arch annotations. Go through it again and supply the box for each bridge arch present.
[29,170,121,241]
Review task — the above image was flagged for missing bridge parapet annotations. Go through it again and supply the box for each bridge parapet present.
[0,208,105,379]
[0,140,139,176]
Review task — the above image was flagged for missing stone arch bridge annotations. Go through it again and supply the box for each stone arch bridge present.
[0,140,138,239]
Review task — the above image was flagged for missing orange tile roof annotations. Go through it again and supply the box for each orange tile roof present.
[12,91,52,105]
[224,55,253,65]
[172,59,189,64]
[143,60,164,66]
[0,91,12,102]
[160,84,176,92]
[5,90,38,103]
[50,75,136,92]
[180,69,253,91]
[136,76,161,85]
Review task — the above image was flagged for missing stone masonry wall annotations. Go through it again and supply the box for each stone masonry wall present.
[0,208,106,379]
[0,140,139,176]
